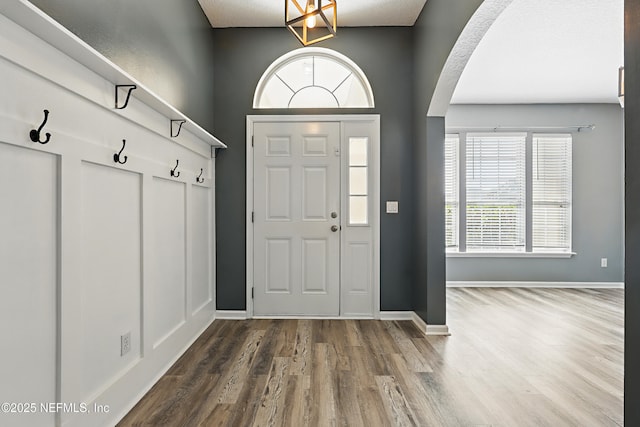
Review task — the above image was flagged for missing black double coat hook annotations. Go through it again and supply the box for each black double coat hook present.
[114,139,128,164]
[30,109,51,144]
[171,159,180,178]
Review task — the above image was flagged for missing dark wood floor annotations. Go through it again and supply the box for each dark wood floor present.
[118,288,624,426]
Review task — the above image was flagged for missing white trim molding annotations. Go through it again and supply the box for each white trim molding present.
[246,115,381,319]
[379,311,414,320]
[381,312,451,336]
[446,251,575,258]
[253,47,375,109]
[0,0,226,151]
[253,316,374,320]
[447,281,624,289]
[215,310,248,320]
[425,325,452,336]
[411,312,451,336]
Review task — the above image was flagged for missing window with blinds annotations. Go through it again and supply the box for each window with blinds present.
[465,133,526,252]
[445,134,459,250]
[444,130,573,254]
[532,134,572,252]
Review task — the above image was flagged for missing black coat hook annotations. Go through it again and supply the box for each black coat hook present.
[29,109,51,144]
[114,139,128,164]
[196,168,204,183]
[171,120,186,138]
[170,159,180,177]
[115,84,137,109]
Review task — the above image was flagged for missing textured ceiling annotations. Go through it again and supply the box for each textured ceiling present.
[196,0,428,27]
[451,0,624,104]
[196,0,623,104]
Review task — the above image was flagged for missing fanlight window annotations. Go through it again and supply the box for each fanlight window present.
[254,47,375,109]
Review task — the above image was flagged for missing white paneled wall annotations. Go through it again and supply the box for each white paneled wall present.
[80,163,143,402]
[150,177,188,349]
[191,185,213,314]
[0,3,223,426]
[0,143,58,427]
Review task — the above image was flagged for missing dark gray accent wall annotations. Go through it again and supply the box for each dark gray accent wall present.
[29,0,217,132]
[625,0,639,423]
[212,28,415,310]
[412,0,484,325]
[446,104,624,283]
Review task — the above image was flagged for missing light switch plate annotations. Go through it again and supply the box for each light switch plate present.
[386,201,399,214]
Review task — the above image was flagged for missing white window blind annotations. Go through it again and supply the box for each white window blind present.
[532,134,572,252]
[466,134,526,251]
[445,134,459,250]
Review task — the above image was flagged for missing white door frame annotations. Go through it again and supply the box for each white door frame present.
[246,114,380,319]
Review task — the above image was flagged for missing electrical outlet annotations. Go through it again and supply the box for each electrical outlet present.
[601,258,608,268]
[121,332,131,356]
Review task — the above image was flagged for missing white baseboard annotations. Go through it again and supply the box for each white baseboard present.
[379,311,414,320]
[447,281,624,289]
[252,315,374,320]
[218,310,453,336]
[411,312,451,336]
[380,311,451,336]
[411,312,428,333]
[215,310,248,320]
[425,324,451,335]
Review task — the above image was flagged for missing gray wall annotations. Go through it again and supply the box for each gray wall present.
[446,104,624,283]
[29,0,217,132]
[412,0,484,325]
[18,2,639,422]
[625,0,640,423]
[212,28,415,310]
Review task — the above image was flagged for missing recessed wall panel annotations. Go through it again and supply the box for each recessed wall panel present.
[191,185,211,313]
[80,161,142,400]
[265,239,291,293]
[302,239,328,293]
[346,242,371,293]
[303,167,328,220]
[151,177,186,348]
[266,167,291,220]
[0,143,57,427]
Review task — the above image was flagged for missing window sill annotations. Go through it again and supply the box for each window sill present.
[446,251,576,259]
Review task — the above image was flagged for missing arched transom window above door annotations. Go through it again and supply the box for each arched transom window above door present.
[253,47,375,109]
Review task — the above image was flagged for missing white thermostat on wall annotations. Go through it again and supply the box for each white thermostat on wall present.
[386,201,399,214]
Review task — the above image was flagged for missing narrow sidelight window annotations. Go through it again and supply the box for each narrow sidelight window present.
[349,137,369,225]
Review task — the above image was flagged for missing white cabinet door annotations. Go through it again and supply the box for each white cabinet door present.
[253,122,341,316]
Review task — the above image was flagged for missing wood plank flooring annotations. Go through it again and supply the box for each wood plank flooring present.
[118,288,624,426]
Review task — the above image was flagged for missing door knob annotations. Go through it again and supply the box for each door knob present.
[331,225,339,232]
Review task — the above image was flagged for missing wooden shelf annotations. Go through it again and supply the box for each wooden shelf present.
[0,0,226,149]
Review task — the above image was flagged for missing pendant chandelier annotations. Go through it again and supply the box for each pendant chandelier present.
[285,0,337,46]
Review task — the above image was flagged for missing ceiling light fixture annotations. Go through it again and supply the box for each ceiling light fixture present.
[285,0,337,46]
[619,66,625,108]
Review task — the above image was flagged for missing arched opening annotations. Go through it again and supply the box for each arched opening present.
[417,0,515,331]
[253,47,375,109]
[429,0,515,116]
[428,0,624,351]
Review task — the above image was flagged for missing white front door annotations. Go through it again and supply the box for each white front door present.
[253,121,341,316]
